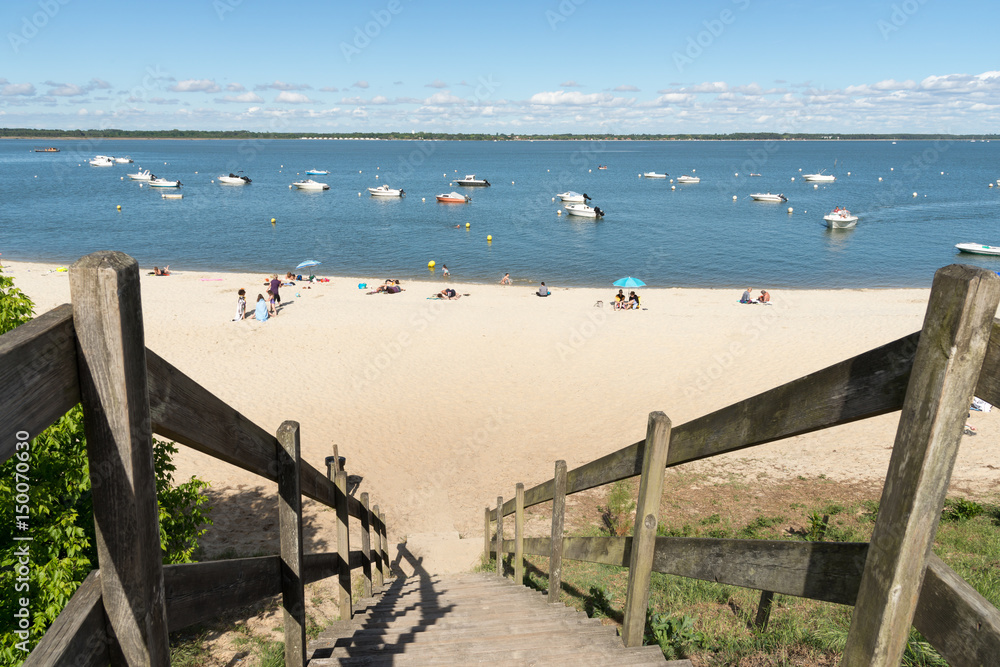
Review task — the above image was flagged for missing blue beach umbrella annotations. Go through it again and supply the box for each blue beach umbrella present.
[612,276,646,289]
[295,259,321,270]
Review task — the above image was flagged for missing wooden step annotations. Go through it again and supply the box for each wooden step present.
[307,573,669,665]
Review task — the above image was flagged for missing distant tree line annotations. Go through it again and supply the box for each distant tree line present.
[2,127,997,141]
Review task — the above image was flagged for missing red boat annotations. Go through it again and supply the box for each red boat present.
[436,192,470,203]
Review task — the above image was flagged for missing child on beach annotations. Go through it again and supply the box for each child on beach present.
[249,293,269,322]
[499,273,512,285]
[233,288,246,321]
[442,264,450,277]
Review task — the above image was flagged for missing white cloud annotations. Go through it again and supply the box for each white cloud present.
[1,83,35,96]
[148,97,180,105]
[226,83,246,92]
[275,91,312,104]
[529,90,633,107]
[320,86,339,92]
[47,83,86,96]
[559,80,582,87]
[217,92,264,103]
[613,85,640,92]
[255,80,311,91]
[425,79,447,88]
[425,91,465,105]
[353,80,369,89]
[169,79,221,93]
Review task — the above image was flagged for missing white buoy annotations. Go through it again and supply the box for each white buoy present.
[547,169,550,172]
[913,192,918,197]
[940,171,944,175]
[289,185,292,189]
[512,181,514,184]
[733,195,737,200]
[879,177,883,181]
[787,207,793,214]
[120,176,123,180]
[551,197,555,201]
[211,180,214,183]
[692,169,696,172]
[588,169,591,172]
[814,184,818,189]
[358,192,361,196]
[890,167,894,171]
[671,185,676,190]
[847,172,851,176]
[799,168,802,171]
[195,171,198,174]
[422,197,425,202]
[375,174,378,179]
[735,172,739,177]
[990,183,994,188]
[791,177,795,181]
[557,210,562,215]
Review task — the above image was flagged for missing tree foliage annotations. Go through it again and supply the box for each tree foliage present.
[0,270,213,665]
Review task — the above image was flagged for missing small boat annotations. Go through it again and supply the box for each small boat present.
[305,169,329,175]
[218,173,252,185]
[750,193,787,203]
[803,172,836,182]
[114,156,134,164]
[564,204,604,218]
[455,174,490,186]
[823,208,858,228]
[368,184,405,197]
[643,172,668,179]
[292,179,329,190]
[34,147,60,152]
[955,243,1000,256]
[128,169,153,181]
[749,173,762,177]
[161,193,183,199]
[556,191,590,203]
[597,165,608,170]
[89,155,114,167]
[676,175,700,183]
[436,192,470,203]
[149,178,182,187]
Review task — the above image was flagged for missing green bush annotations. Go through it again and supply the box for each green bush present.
[0,268,213,664]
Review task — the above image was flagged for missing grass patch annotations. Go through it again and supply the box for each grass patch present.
[521,479,999,665]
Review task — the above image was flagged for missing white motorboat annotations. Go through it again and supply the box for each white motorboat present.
[149,178,182,187]
[750,193,787,202]
[161,193,183,199]
[676,175,700,183]
[128,169,153,181]
[556,191,590,203]
[292,179,329,190]
[564,204,605,218]
[803,172,836,182]
[955,243,1000,256]
[823,208,858,228]
[455,174,490,186]
[114,156,134,164]
[218,173,252,185]
[89,155,114,167]
[368,184,405,197]
[643,172,668,179]
[436,192,469,203]
[305,169,329,175]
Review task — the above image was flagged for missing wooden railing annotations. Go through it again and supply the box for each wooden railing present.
[1,252,390,667]
[485,264,1000,666]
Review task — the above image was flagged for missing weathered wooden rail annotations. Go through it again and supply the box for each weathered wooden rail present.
[486,264,1000,666]
[1,251,390,667]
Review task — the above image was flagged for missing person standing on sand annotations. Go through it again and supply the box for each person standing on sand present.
[269,274,281,310]
[233,288,246,321]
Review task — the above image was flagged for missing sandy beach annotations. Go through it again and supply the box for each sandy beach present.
[6,259,999,567]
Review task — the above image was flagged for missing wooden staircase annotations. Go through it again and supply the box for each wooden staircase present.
[307,573,686,666]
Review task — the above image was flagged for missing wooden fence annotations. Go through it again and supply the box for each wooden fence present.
[0,251,390,667]
[485,264,1000,666]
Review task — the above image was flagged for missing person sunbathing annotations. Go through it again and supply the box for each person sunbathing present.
[437,287,460,300]
[153,265,170,276]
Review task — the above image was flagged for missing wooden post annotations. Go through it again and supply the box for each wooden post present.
[332,444,340,471]
[622,411,672,647]
[496,496,504,578]
[334,470,352,621]
[371,505,383,589]
[276,421,306,667]
[549,460,568,603]
[379,510,390,581]
[843,265,1000,666]
[69,251,170,666]
[514,483,525,585]
[484,506,491,563]
[755,590,775,631]
[360,492,373,598]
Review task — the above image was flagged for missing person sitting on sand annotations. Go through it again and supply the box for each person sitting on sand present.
[153,266,170,276]
[233,288,247,321]
[740,287,755,304]
[537,282,550,297]
[758,289,771,304]
[614,289,626,310]
[249,293,269,322]
[499,273,512,285]
[626,291,640,310]
[437,287,460,300]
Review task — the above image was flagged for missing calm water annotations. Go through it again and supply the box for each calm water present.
[1,138,998,287]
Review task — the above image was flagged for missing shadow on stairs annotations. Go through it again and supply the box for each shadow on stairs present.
[306,572,686,666]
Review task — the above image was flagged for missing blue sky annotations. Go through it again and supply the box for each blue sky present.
[2,0,998,133]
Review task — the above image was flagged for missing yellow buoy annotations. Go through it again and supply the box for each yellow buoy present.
[465,222,470,228]
[428,260,436,268]
[116,205,121,210]
[271,218,276,224]
[486,235,492,242]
